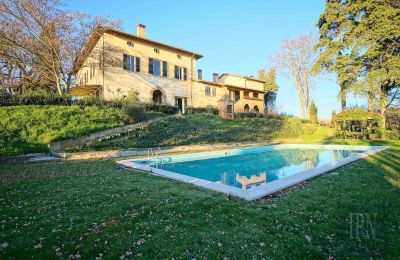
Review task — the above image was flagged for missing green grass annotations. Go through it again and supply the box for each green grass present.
[0,140,399,258]
[0,106,166,157]
[71,114,327,152]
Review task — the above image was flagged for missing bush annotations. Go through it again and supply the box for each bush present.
[123,104,147,124]
[144,104,179,115]
[0,91,72,106]
[235,112,263,118]
[186,106,219,115]
[0,91,126,108]
[235,112,283,119]
[380,129,400,140]
[75,96,123,108]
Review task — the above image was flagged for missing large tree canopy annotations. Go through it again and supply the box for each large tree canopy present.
[314,0,400,127]
[0,0,121,95]
[273,34,317,119]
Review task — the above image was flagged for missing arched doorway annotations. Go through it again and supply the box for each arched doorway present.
[244,104,250,113]
[152,90,163,105]
[253,106,259,113]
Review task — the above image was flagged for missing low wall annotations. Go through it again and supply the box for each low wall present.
[49,114,179,154]
[55,141,274,160]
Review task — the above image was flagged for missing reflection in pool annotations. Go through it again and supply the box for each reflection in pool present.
[155,149,362,190]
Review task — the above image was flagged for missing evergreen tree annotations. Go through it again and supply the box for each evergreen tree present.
[308,100,318,124]
[258,68,279,113]
[314,0,400,128]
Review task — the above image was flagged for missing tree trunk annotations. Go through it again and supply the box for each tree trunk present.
[340,84,346,111]
[380,89,387,129]
[55,76,62,95]
[367,91,373,112]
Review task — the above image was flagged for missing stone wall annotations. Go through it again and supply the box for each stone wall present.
[55,141,274,160]
[49,114,179,154]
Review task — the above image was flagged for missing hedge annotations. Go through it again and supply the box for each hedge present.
[0,94,180,113]
[234,112,283,120]
[186,106,219,115]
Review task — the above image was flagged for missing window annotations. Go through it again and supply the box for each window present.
[253,92,259,99]
[177,54,181,59]
[162,61,168,77]
[205,86,210,96]
[149,58,162,76]
[127,41,134,47]
[205,86,216,96]
[154,48,160,54]
[174,66,187,80]
[244,91,249,98]
[123,54,140,72]
[227,105,233,113]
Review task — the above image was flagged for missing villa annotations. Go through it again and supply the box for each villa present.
[73,24,266,114]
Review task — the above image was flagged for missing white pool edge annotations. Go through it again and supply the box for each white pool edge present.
[117,144,388,201]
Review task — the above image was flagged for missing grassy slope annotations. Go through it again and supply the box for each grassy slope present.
[0,140,399,258]
[0,106,165,157]
[72,114,330,152]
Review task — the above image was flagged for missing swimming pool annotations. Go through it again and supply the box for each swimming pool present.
[118,144,386,200]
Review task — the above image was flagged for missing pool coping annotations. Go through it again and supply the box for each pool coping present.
[117,144,388,201]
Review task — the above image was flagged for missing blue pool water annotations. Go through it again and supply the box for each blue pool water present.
[141,148,364,190]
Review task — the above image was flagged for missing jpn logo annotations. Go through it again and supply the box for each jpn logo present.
[349,213,377,240]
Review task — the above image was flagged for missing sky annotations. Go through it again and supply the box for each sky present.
[64,0,365,119]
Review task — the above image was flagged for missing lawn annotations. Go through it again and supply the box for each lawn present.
[0,106,166,157]
[70,114,331,152]
[0,140,399,258]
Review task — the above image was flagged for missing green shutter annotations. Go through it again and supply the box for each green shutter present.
[148,58,153,74]
[183,68,187,80]
[136,57,140,72]
[162,61,168,77]
[123,54,128,70]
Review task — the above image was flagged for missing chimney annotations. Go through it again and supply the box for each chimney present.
[137,24,146,38]
[213,73,219,83]
[197,69,203,80]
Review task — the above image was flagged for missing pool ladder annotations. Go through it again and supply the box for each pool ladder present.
[147,147,165,167]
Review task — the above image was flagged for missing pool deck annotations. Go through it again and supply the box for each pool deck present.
[117,144,388,201]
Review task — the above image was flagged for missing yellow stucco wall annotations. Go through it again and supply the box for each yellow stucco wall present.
[218,74,264,92]
[191,81,223,108]
[102,32,196,105]
[75,29,266,113]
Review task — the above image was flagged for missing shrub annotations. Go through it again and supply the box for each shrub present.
[144,104,179,115]
[235,112,263,118]
[123,104,147,124]
[380,129,400,140]
[75,95,123,108]
[0,91,72,106]
[186,106,219,115]
[235,112,283,119]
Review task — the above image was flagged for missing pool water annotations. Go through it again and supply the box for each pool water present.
[151,148,363,190]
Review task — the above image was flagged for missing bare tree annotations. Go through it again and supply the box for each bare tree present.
[0,0,121,95]
[273,33,317,119]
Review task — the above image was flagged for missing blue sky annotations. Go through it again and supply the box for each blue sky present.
[65,0,364,119]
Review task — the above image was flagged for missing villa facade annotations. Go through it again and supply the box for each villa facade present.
[73,24,266,114]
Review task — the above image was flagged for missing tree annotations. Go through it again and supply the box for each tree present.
[308,100,318,124]
[273,33,317,119]
[331,110,336,120]
[0,0,121,95]
[314,0,400,128]
[258,68,279,113]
